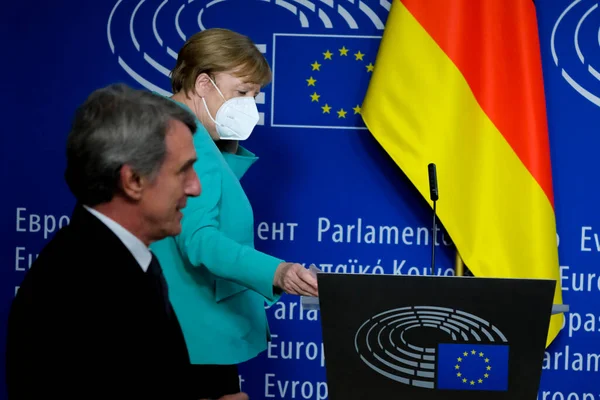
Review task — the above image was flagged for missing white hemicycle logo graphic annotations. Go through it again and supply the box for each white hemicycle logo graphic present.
[106,0,389,126]
[197,0,389,31]
[551,0,600,107]
[354,306,508,389]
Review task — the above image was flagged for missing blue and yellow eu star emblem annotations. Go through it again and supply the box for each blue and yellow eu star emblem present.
[436,344,509,391]
[272,33,380,129]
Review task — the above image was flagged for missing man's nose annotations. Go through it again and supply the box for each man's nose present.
[186,173,201,197]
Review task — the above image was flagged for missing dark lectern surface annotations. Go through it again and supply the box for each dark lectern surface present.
[317,274,555,400]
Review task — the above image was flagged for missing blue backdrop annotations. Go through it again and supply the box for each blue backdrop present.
[1,0,599,398]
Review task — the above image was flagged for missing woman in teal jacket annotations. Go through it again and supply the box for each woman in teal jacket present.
[150,28,318,400]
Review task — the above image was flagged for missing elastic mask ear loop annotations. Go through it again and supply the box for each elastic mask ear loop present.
[200,97,218,125]
[208,77,226,101]
[198,76,225,126]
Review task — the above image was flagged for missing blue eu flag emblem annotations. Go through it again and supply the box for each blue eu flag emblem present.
[436,344,509,391]
[271,33,380,129]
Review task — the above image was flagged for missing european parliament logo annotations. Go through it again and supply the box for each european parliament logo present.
[271,34,380,129]
[354,306,510,392]
[551,0,600,108]
[106,0,389,129]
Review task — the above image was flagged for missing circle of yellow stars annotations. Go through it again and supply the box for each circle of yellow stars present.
[305,45,375,118]
[454,349,492,386]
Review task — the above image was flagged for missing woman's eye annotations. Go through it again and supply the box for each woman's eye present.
[238,91,247,95]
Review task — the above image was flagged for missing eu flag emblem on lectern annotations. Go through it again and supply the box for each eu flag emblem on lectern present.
[437,344,509,391]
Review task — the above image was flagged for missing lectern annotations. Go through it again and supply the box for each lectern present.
[314,273,559,400]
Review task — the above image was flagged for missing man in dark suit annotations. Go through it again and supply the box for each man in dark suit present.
[5,84,248,400]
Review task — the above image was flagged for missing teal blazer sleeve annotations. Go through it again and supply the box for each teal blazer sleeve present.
[174,136,282,303]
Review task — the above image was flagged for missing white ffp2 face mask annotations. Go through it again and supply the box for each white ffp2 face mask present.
[201,78,260,141]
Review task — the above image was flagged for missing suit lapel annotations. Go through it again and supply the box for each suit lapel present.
[68,203,146,280]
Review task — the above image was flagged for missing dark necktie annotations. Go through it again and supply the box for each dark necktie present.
[147,252,172,318]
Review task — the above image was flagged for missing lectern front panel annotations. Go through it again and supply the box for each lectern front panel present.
[317,274,555,400]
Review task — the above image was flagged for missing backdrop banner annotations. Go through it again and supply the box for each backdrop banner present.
[1,0,598,399]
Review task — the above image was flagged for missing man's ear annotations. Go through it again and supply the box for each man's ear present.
[119,164,144,201]
[194,73,213,97]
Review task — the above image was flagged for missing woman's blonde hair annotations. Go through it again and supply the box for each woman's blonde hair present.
[171,28,272,94]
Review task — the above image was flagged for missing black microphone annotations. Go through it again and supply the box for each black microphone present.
[428,163,438,201]
[428,163,438,275]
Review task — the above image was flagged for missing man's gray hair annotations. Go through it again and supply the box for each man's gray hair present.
[64,83,197,206]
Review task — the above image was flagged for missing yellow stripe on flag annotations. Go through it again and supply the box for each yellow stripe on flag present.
[362,1,562,347]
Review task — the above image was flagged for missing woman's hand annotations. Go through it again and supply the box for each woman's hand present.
[273,262,319,297]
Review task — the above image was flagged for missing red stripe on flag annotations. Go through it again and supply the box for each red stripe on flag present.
[399,0,554,206]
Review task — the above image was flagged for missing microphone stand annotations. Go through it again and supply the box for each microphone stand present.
[431,199,437,276]
[428,163,438,276]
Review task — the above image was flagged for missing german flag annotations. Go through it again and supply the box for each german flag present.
[361,0,563,347]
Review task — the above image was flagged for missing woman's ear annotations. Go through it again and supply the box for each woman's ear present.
[194,73,212,97]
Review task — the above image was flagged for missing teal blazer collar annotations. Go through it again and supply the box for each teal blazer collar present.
[221,146,258,179]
